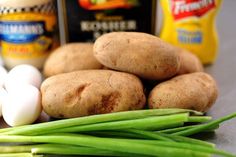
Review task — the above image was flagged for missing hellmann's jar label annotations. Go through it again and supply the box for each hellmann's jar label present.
[0,0,57,69]
[0,21,45,43]
[160,0,222,64]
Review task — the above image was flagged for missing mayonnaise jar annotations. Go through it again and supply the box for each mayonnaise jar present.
[0,0,57,69]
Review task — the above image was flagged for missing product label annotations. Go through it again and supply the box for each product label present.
[0,1,57,61]
[171,0,216,20]
[63,0,155,42]
[1,20,53,59]
[0,21,45,43]
[177,29,202,44]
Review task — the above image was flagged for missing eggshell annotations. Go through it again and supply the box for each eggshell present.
[2,84,42,126]
[0,66,7,88]
[0,57,4,66]
[0,87,7,117]
[4,64,42,91]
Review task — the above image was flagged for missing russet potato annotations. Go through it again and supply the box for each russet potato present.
[43,43,103,77]
[177,49,204,75]
[41,70,146,118]
[148,72,218,112]
[94,32,181,80]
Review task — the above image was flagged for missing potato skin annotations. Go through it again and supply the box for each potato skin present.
[94,32,180,80]
[148,72,218,112]
[43,43,103,77]
[177,49,204,75]
[41,70,146,118]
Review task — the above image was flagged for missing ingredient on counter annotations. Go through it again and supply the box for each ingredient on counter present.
[148,72,218,112]
[4,64,42,91]
[94,32,181,80]
[43,43,103,77]
[2,84,42,127]
[0,109,235,157]
[0,66,8,87]
[58,0,156,43]
[0,64,43,126]
[0,87,7,117]
[160,0,222,64]
[0,109,201,135]
[177,48,204,75]
[41,70,145,118]
[0,57,4,66]
[0,0,57,69]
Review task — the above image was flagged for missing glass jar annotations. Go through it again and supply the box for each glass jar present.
[0,0,57,69]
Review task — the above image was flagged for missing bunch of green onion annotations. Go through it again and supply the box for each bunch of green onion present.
[0,108,235,157]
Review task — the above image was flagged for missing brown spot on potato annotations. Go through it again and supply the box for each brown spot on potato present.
[101,92,121,111]
[88,92,121,115]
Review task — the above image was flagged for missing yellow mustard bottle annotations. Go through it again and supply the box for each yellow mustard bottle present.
[0,0,57,69]
[160,0,222,64]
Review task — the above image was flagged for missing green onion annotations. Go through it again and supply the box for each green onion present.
[38,113,188,134]
[2,109,196,135]
[0,144,33,153]
[31,144,150,157]
[125,129,215,147]
[88,130,215,148]
[173,112,236,136]
[88,130,143,139]
[158,124,219,134]
[0,153,42,157]
[187,116,212,123]
[0,109,235,157]
[0,144,149,157]
[123,129,174,141]
[0,134,234,157]
[159,133,215,147]
[0,135,215,157]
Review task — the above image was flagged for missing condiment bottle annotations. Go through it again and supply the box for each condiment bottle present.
[0,0,57,69]
[160,0,222,64]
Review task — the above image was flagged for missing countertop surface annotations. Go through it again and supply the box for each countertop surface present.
[203,0,236,154]
[0,0,236,156]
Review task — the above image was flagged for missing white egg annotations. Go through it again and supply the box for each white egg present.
[2,84,42,126]
[4,64,42,91]
[0,87,8,117]
[0,66,8,88]
[0,56,4,66]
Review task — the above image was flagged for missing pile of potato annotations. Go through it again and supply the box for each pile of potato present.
[41,32,218,118]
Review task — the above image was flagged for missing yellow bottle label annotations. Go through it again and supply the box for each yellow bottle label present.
[160,0,222,64]
[0,2,56,60]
